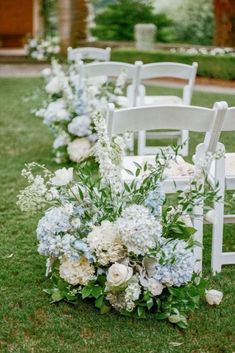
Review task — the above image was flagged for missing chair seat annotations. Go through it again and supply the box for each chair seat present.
[143,95,183,106]
[122,155,194,193]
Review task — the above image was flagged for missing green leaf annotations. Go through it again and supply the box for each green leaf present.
[51,290,64,302]
[137,306,146,318]
[91,285,103,299]
[81,286,92,299]
[95,295,104,309]
[100,303,111,314]
[156,312,170,320]
[146,298,154,310]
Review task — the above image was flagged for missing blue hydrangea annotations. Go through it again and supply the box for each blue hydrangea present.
[152,238,195,287]
[144,183,165,217]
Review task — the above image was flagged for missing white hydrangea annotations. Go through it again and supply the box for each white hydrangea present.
[87,221,125,266]
[59,256,95,285]
[116,205,162,255]
[43,99,69,125]
[45,76,63,95]
[67,138,91,163]
[68,115,91,137]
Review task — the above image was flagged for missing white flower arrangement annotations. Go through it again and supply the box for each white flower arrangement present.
[35,59,128,163]
[170,46,235,57]
[26,36,60,61]
[17,115,222,328]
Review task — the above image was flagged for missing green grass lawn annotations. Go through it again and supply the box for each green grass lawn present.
[0,78,235,353]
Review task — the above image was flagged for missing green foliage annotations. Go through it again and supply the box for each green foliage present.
[41,0,58,37]
[172,0,214,45]
[1,78,235,352]
[92,0,173,42]
[111,48,235,80]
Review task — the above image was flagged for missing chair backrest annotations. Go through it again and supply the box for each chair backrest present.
[80,61,142,107]
[107,102,228,154]
[222,107,235,131]
[67,47,111,62]
[138,62,198,105]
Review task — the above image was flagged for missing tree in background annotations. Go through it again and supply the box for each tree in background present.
[214,0,235,46]
[172,0,214,45]
[91,0,174,42]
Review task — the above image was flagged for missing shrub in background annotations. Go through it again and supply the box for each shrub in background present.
[91,0,174,42]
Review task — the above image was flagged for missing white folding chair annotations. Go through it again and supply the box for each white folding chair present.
[107,102,228,273]
[67,46,111,62]
[80,61,142,108]
[209,107,235,273]
[137,62,198,157]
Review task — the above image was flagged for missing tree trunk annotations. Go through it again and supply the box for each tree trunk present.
[71,0,88,46]
[58,0,72,52]
[214,0,235,46]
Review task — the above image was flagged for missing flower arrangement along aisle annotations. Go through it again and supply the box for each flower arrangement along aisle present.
[26,37,60,61]
[17,114,222,328]
[36,60,128,163]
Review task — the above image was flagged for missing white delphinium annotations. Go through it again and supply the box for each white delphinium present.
[67,138,91,163]
[144,238,195,287]
[93,113,124,196]
[116,205,162,256]
[87,221,126,266]
[68,115,91,137]
[59,256,95,285]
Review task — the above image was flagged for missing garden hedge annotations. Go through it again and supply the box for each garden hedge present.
[111,48,235,80]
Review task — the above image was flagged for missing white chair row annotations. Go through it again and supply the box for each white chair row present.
[67,46,111,62]
[107,103,235,274]
[79,60,198,156]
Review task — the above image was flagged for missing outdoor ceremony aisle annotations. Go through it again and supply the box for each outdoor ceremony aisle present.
[0,77,235,353]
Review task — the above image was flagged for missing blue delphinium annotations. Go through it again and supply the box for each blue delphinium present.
[144,183,165,217]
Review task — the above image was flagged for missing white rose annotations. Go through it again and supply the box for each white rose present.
[46,77,62,94]
[205,289,223,305]
[42,67,51,77]
[51,167,73,186]
[205,210,216,224]
[67,138,91,163]
[107,263,133,287]
[141,277,164,296]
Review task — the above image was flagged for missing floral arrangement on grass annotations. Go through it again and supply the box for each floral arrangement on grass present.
[17,113,221,328]
[170,46,235,56]
[26,36,60,61]
[36,60,128,163]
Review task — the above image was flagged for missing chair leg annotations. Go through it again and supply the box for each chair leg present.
[211,200,224,274]
[193,201,204,274]
[179,130,189,156]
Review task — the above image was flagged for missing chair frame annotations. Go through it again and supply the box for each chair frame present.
[210,107,235,273]
[136,62,198,157]
[67,46,111,62]
[107,102,228,273]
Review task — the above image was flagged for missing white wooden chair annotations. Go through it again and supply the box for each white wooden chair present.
[80,61,142,107]
[67,46,111,62]
[107,102,228,273]
[209,107,235,273]
[137,62,198,157]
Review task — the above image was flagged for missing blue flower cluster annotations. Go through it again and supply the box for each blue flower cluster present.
[36,206,92,261]
[144,183,165,217]
[153,238,195,287]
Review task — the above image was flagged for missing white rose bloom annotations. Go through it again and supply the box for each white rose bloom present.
[46,76,63,95]
[67,138,91,163]
[59,257,95,285]
[42,67,51,78]
[53,132,70,149]
[107,263,133,288]
[140,276,164,296]
[205,210,216,224]
[68,115,91,137]
[205,289,223,305]
[51,167,73,186]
